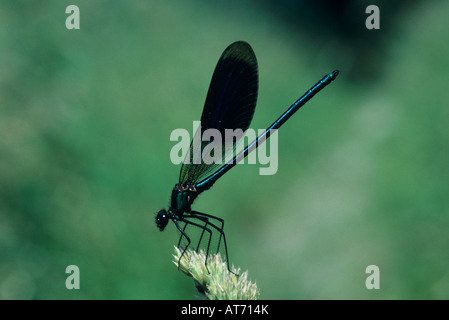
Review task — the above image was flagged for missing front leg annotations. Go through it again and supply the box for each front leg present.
[174,216,213,274]
[190,210,224,253]
[187,211,235,275]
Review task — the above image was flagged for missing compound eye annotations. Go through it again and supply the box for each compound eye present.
[155,209,169,231]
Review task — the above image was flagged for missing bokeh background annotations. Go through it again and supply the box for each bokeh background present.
[1,0,448,299]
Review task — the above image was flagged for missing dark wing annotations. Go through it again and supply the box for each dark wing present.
[179,41,259,187]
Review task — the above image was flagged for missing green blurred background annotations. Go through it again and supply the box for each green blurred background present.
[1,0,448,299]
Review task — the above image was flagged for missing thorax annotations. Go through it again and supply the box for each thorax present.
[170,183,198,216]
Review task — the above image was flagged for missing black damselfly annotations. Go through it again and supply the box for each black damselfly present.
[156,41,339,274]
